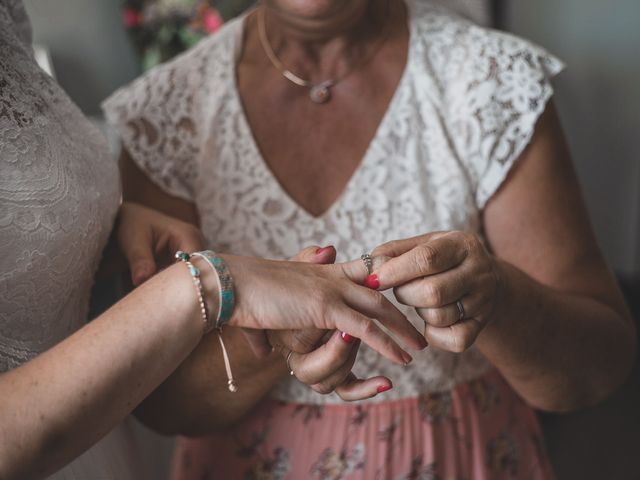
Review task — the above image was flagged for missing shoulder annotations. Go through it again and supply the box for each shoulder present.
[102,16,242,124]
[409,2,564,102]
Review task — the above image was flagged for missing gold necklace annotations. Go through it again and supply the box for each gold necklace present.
[257,1,391,104]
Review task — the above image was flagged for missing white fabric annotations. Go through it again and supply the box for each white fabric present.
[0,1,143,478]
[103,0,564,405]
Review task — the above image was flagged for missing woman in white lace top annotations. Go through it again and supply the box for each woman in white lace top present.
[103,0,635,478]
[0,1,426,477]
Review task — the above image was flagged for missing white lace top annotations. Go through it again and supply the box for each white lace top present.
[103,0,563,404]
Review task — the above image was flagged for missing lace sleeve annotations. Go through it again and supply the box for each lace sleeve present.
[445,27,565,209]
[102,52,208,202]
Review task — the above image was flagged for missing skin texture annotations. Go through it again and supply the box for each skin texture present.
[124,0,635,435]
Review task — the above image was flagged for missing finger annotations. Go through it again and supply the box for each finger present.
[342,284,427,350]
[290,245,337,264]
[289,331,357,385]
[309,340,360,394]
[119,224,157,286]
[338,255,391,285]
[393,267,470,308]
[166,224,206,257]
[415,294,483,328]
[424,318,484,353]
[371,232,446,258]
[335,373,393,401]
[374,233,469,290]
[268,328,329,354]
[241,329,272,358]
[333,308,413,365]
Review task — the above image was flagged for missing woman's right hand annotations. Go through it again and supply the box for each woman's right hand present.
[269,329,393,401]
[222,254,427,365]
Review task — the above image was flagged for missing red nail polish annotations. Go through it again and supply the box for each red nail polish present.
[377,385,392,393]
[364,274,380,290]
[341,332,356,344]
[316,246,334,255]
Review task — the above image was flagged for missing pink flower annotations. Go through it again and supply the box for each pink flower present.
[122,7,141,28]
[203,8,223,33]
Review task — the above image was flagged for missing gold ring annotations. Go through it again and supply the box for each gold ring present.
[286,350,295,376]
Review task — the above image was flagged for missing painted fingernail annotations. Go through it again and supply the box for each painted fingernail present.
[341,332,356,344]
[364,274,380,290]
[316,246,334,255]
[377,384,392,394]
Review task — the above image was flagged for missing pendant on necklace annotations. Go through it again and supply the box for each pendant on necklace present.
[309,83,332,104]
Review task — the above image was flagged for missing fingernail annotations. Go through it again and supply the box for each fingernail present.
[402,353,413,365]
[341,332,356,344]
[316,246,334,255]
[377,384,392,394]
[364,274,380,290]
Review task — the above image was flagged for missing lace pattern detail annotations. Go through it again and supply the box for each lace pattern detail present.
[103,0,563,404]
[0,0,120,372]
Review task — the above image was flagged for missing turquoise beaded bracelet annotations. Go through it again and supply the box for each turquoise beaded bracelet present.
[176,250,237,392]
[191,250,236,329]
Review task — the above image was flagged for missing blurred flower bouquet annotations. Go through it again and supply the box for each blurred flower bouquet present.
[122,0,254,70]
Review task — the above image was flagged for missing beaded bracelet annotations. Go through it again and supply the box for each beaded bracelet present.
[176,250,237,393]
[175,251,210,333]
[191,250,235,329]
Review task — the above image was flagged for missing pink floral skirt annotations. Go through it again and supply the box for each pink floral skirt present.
[170,370,554,479]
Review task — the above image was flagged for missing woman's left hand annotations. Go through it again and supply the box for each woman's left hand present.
[117,202,206,286]
[370,231,502,353]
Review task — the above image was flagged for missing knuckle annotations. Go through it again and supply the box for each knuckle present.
[368,290,387,310]
[430,308,449,327]
[424,282,443,307]
[362,318,379,338]
[313,383,335,395]
[416,244,438,270]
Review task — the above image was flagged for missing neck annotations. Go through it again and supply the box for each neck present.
[263,2,371,43]
[259,0,390,80]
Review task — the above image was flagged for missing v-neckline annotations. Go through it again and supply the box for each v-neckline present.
[228,1,415,221]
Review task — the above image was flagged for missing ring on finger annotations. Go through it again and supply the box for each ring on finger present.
[361,253,374,275]
[456,300,466,322]
[286,350,295,377]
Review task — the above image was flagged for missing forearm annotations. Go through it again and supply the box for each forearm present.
[0,263,205,479]
[136,326,289,435]
[477,260,636,412]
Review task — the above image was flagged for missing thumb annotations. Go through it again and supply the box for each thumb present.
[371,232,447,259]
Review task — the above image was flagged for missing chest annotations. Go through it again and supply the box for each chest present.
[236,39,409,218]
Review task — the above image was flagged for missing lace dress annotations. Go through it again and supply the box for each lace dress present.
[103,1,563,478]
[0,1,145,478]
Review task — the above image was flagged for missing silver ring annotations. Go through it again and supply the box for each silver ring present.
[456,300,466,322]
[361,253,374,275]
[286,350,295,376]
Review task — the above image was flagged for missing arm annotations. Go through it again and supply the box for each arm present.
[372,103,636,412]
[121,150,423,434]
[0,261,208,479]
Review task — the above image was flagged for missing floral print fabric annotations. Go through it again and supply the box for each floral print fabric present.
[171,371,553,479]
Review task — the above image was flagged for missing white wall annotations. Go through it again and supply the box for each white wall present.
[22,0,140,115]
[505,0,640,276]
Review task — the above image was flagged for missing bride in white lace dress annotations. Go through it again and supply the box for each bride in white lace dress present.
[1,1,428,477]
[102,0,635,478]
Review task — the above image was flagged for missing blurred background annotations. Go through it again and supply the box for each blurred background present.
[20,0,640,478]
